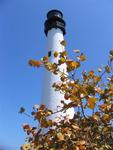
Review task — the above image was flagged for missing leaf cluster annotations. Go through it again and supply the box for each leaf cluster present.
[20,44,113,150]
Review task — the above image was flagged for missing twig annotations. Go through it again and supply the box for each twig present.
[23,112,34,119]
[80,100,86,118]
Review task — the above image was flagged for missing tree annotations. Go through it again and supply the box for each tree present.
[20,41,113,150]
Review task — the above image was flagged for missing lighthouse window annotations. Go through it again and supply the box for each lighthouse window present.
[48,51,51,57]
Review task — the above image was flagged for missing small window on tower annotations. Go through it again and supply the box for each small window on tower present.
[48,51,51,57]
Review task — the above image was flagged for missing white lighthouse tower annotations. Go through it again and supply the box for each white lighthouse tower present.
[42,10,74,120]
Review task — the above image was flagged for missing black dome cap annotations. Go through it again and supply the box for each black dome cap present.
[47,9,63,19]
[44,9,66,36]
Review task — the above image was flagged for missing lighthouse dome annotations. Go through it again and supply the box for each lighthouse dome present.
[47,9,63,19]
[44,9,66,36]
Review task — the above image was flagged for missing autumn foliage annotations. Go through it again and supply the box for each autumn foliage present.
[20,41,113,150]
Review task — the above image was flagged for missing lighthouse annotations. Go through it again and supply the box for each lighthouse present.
[42,10,74,120]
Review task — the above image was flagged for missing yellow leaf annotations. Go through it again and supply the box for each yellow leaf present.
[57,132,64,141]
[92,114,99,121]
[109,89,113,94]
[45,110,53,116]
[94,87,102,93]
[58,57,66,64]
[23,124,30,130]
[46,119,53,127]
[72,124,79,130]
[43,56,48,62]
[64,93,70,100]
[60,51,67,57]
[103,127,109,132]
[39,104,46,110]
[102,114,109,121]
[73,49,80,53]
[41,119,48,128]
[60,40,66,46]
[53,51,59,57]
[71,62,79,68]
[88,70,94,78]
[75,146,79,150]
[35,111,42,120]
[105,65,111,73]
[78,53,86,61]
[76,140,86,145]
[60,75,67,82]
[28,60,42,67]
[67,61,80,71]
[79,145,85,150]
[87,97,97,109]
[107,77,111,81]
[70,96,79,101]
[98,68,102,72]
[21,143,31,150]
[99,104,107,109]
[94,76,101,82]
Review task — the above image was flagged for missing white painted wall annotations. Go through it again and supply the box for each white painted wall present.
[42,28,74,120]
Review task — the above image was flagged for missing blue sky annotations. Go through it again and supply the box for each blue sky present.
[0,0,113,149]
